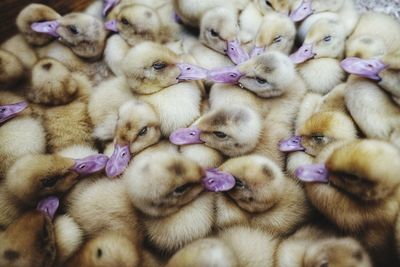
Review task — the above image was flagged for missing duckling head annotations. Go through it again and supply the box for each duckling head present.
[219,155,286,213]
[122,42,182,94]
[6,153,108,204]
[303,237,372,267]
[124,152,205,217]
[237,51,296,98]
[29,59,81,105]
[200,7,239,54]
[346,35,387,59]
[17,3,61,46]
[32,13,107,59]
[0,210,56,267]
[105,4,161,46]
[105,100,161,178]
[197,106,262,157]
[256,0,290,16]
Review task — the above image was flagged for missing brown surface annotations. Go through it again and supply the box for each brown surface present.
[0,0,94,43]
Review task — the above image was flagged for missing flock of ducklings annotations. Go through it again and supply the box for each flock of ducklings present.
[0,0,400,266]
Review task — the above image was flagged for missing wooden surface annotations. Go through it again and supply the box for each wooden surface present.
[0,0,94,43]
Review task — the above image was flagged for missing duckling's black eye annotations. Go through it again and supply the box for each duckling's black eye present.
[234,177,245,188]
[213,131,227,138]
[41,176,60,188]
[265,0,273,8]
[67,25,79,35]
[138,126,148,136]
[210,29,219,37]
[323,35,332,42]
[273,36,282,43]
[121,18,129,25]
[256,77,267,84]
[319,262,329,267]
[312,135,325,144]
[152,61,167,70]
[173,183,194,195]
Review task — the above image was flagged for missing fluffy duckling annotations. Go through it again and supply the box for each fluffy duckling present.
[276,225,372,267]
[32,12,107,60]
[0,210,56,267]
[29,58,94,152]
[290,16,346,94]
[237,1,263,51]
[64,231,140,267]
[345,76,400,149]
[0,49,25,87]
[253,0,292,15]
[218,226,279,267]
[123,150,214,254]
[0,91,46,178]
[296,140,400,266]
[215,155,310,236]
[250,12,296,56]
[165,238,237,267]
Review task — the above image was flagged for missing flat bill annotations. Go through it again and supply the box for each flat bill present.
[103,0,120,16]
[169,127,204,145]
[207,66,243,83]
[340,57,388,81]
[177,63,208,81]
[290,43,315,64]
[37,196,59,220]
[0,101,28,124]
[227,40,250,64]
[71,154,109,176]
[105,144,131,178]
[105,19,118,32]
[203,168,236,192]
[278,136,305,152]
[295,163,329,183]
[31,20,60,37]
[290,0,313,22]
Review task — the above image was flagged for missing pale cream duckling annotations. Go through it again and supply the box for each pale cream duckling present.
[123,151,214,254]
[64,231,140,267]
[254,0,293,15]
[276,225,372,267]
[290,16,346,94]
[237,1,263,52]
[215,155,310,236]
[0,50,25,87]
[29,58,95,152]
[295,140,400,266]
[0,91,46,178]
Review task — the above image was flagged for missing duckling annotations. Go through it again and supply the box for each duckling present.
[0,210,56,267]
[254,0,292,15]
[64,231,140,267]
[238,1,263,51]
[32,13,107,60]
[0,91,46,178]
[215,155,310,236]
[218,225,278,267]
[290,16,346,94]
[250,12,296,56]
[345,76,400,149]
[0,49,25,87]
[276,225,373,267]
[105,100,162,177]
[124,150,214,254]
[296,140,400,266]
[166,238,237,267]
[29,58,94,152]
[1,35,38,70]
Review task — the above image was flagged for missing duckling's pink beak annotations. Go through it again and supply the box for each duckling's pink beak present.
[278,136,305,152]
[227,40,250,64]
[106,143,131,178]
[105,19,118,32]
[103,0,120,16]
[71,154,109,176]
[169,127,204,145]
[0,101,28,124]
[203,168,236,192]
[250,46,265,58]
[289,0,313,22]
[290,43,316,64]
[177,63,209,81]
[31,20,60,37]
[340,57,388,81]
[37,196,59,220]
[295,163,329,183]
[207,66,243,83]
